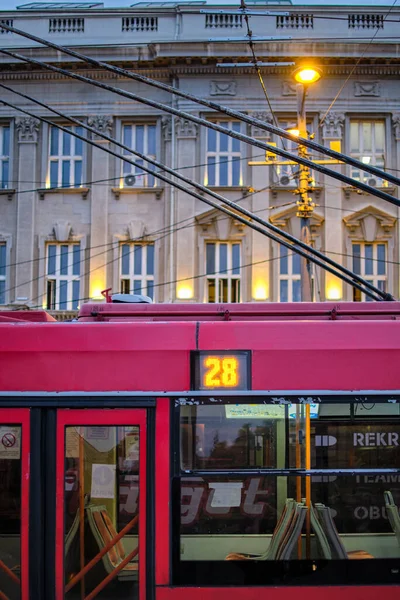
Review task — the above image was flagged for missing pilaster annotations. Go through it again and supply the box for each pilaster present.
[14,117,40,304]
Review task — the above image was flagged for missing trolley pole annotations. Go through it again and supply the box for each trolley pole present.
[296,83,315,302]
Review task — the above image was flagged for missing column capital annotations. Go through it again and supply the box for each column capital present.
[392,113,400,142]
[250,111,273,138]
[87,115,113,141]
[320,111,345,140]
[15,117,40,143]
[175,117,198,139]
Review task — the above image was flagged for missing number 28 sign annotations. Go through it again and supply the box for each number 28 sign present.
[192,351,251,390]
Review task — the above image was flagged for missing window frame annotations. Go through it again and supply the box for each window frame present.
[0,123,11,190]
[352,241,387,302]
[119,242,156,300]
[205,120,243,188]
[45,242,81,310]
[347,117,389,187]
[47,123,85,189]
[205,241,241,303]
[119,121,158,189]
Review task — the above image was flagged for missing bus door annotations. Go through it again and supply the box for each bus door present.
[55,410,147,600]
[0,409,30,600]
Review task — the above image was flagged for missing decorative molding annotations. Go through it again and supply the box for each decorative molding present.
[321,112,345,139]
[87,115,113,140]
[128,220,147,240]
[161,116,172,141]
[175,117,199,139]
[53,221,72,242]
[270,205,324,240]
[343,205,396,241]
[393,113,400,142]
[282,81,297,96]
[250,111,273,138]
[111,187,163,200]
[38,187,89,201]
[209,80,237,96]
[15,117,40,143]
[0,188,15,202]
[195,207,249,238]
[354,81,381,97]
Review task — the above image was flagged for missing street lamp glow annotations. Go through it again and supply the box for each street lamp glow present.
[293,67,322,85]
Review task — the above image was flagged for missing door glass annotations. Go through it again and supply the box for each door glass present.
[64,426,140,599]
[0,425,22,600]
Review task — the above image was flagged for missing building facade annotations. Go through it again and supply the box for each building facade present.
[0,1,400,316]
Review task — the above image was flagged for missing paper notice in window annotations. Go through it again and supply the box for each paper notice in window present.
[209,482,243,507]
[91,463,116,499]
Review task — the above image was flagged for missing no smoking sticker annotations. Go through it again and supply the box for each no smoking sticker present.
[0,427,21,460]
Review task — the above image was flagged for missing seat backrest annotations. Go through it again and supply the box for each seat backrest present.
[86,504,126,572]
[315,504,347,559]
[267,499,296,559]
[277,504,308,560]
[310,503,332,559]
[384,491,400,546]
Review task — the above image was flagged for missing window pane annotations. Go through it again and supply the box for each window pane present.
[147,280,154,300]
[362,122,372,152]
[352,244,361,275]
[1,161,8,189]
[72,245,80,276]
[50,161,58,188]
[63,128,71,155]
[232,244,240,275]
[133,245,142,275]
[207,157,216,186]
[148,125,156,156]
[292,279,301,302]
[220,278,228,303]
[0,244,6,277]
[220,124,229,152]
[60,245,69,275]
[374,122,385,153]
[206,244,215,275]
[123,125,132,150]
[47,279,56,310]
[50,126,59,156]
[232,122,241,152]
[72,280,80,310]
[365,244,373,275]
[75,128,83,156]
[207,128,216,152]
[121,244,130,275]
[231,157,241,186]
[2,126,10,156]
[280,279,288,302]
[146,244,154,276]
[59,280,68,309]
[47,245,56,275]
[0,280,5,304]
[219,244,227,274]
[231,278,240,303]
[219,159,228,186]
[133,279,142,294]
[280,246,288,275]
[207,278,215,302]
[74,161,82,187]
[350,122,359,153]
[377,244,386,275]
[292,253,301,276]
[136,125,144,153]
[62,161,70,187]
[378,280,386,293]
[365,279,374,302]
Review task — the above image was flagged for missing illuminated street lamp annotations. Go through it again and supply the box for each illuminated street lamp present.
[293,66,322,85]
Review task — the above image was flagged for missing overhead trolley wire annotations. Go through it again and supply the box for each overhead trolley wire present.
[0,25,400,190]
[0,94,387,302]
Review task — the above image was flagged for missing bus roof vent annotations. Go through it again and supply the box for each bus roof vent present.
[111,293,152,304]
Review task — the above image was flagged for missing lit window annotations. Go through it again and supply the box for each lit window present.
[206,121,242,187]
[0,243,6,304]
[275,119,315,187]
[0,125,10,189]
[121,124,157,188]
[352,242,387,301]
[349,120,386,186]
[46,243,81,310]
[279,246,302,302]
[206,242,241,303]
[120,243,155,300]
[48,125,84,188]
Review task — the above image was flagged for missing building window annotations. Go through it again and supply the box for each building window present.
[206,242,241,303]
[0,126,10,189]
[206,121,242,187]
[279,247,302,302]
[0,243,6,304]
[274,120,316,187]
[349,120,386,185]
[121,124,156,188]
[48,125,83,189]
[352,242,387,301]
[120,243,155,300]
[46,243,81,310]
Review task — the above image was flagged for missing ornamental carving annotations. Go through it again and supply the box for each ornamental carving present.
[393,114,400,141]
[210,80,237,96]
[53,221,72,242]
[321,112,345,139]
[175,117,198,139]
[250,111,273,138]
[354,81,381,97]
[161,116,172,141]
[343,205,396,241]
[282,81,297,96]
[87,115,113,140]
[15,117,40,143]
